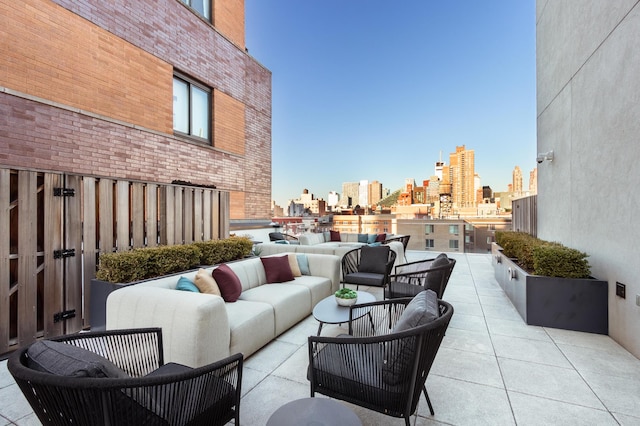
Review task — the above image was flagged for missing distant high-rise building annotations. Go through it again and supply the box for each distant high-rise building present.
[341,182,359,207]
[513,166,523,194]
[327,191,340,207]
[529,168,538,194]
[449,145,475,208]
[435,160,445,181]
[368,181,383,206]
[358,180,369,207]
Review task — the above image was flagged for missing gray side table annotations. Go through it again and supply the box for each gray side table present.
[266,397,362,426]
[312,291,376,335]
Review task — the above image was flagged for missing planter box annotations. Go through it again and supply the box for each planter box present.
[491,243,608,334]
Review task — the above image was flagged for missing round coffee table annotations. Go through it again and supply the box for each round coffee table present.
[266,397,361,426]
[312,291,376,335]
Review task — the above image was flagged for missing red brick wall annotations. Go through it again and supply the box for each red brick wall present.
[0,0,272,220]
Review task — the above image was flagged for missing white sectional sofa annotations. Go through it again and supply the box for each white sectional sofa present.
[106,253,341,368]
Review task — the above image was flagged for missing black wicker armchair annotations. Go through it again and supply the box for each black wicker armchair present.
[383,235,410,261]
[8,328,243,426]
[308,295,453,425]
[268,232,299,244]
[341,245,397,291]
[385,253,456,299]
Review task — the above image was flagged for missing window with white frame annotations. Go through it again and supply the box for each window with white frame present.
[425,224,434,234]
[173,75,210,142]
[449,239,459,250]
[181,0,210,20]
[449,224,459,235]
[425,239,435,248]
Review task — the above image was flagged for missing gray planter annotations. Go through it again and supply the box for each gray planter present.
[491,243,608,334]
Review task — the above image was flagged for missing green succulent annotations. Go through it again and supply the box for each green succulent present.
[335,288,357,299]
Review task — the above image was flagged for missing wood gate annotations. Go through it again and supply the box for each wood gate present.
[0,168,229,357]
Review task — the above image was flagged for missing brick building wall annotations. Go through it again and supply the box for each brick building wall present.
[0,0,271,220]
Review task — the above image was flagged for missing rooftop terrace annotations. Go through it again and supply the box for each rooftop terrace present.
[2,251,639,425]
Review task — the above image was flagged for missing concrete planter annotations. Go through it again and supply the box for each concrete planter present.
[491,243,608,334]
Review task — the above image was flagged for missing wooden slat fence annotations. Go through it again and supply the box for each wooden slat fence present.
[0,168,228,356]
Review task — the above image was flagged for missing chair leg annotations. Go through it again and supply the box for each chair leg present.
[423,385,434,415]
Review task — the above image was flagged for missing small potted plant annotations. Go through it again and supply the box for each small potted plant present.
[335,288,358,306]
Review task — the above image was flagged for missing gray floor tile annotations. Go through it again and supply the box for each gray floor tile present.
[448,312,489,333]
[612,412,640,425]
[580,369,640,417]
[440,327,494,355]
[240,375,310,426]
[485,316,552,341]
[509,391,618,426]
[498,357,604,409]
[546,328,629,354]
[492,334,572,368]
[271,345,310,385]
[448,300,484,317]
[431,347,504,388]
[244,339,299,374]
[0,384,34,423]
[558,343,640,380]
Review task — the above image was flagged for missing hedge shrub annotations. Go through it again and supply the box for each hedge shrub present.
[95,237,253,283]
[495,231,590,278]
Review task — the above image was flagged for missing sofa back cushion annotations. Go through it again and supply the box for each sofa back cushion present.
[299,232,326,246]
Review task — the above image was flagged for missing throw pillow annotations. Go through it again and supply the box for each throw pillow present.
[27,340,129,378]
[261,255,295,283]
[358,245,390,274]
[375,233,386,242]
[287,253,302,277]
[426,253,450,295]
[212,264,243,302]
[383,290,440,385]
[194,268,221,296]
[176,276,200,293]
[297,254,310,275]
[357,233,368,243]
[329,230,341,242]
[323,231,331,242]
[367,234,377,244]
[275,240,289,244]
[368,242,381,247]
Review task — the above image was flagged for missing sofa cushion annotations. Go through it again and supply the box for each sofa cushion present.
[357,233,368,243]
[323,231,330,242]
[367,234,377,244]
[176,276,200,293]
[287,253,302,277]
[194,268,221,296]
[27,340,129,378]
[297,254,310,275]
[213,264,243,302]
[261,255,295,283]
[330,230,341,241]
[375,233,386,242]
[358,245,390,274]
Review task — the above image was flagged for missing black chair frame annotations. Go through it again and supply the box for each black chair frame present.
[341,246,397,291]
[385,256,456,299]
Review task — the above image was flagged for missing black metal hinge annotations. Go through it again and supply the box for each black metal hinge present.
[53,249,76,259]
[53,187,75,197]
[53,309,76,323]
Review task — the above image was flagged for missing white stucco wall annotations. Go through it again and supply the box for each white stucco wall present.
[537,0,640,358]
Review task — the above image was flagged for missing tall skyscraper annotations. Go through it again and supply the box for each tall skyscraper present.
[449,145,475,208]
[341,182,360,207]
[513,166,523,194]
[368,181,383,206]
[529,168,538,194]
[358,180,369,207]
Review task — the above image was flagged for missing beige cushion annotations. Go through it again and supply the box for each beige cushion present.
[287,253,302,277]
[194,268,221,296]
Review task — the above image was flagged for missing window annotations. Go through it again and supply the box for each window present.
[182,0,210,20]
[425,224,434,234]
[449,224,459,235]
[425,239,435,248]
[449,240,459,250]
[173,75,210,142]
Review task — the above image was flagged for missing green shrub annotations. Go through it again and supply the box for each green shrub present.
[495,231,590,278]
[96,237,252,283]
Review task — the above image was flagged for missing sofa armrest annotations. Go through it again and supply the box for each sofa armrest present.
[106,286,230,367]
[305,254,341,293]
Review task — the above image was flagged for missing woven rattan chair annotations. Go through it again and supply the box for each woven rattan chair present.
[308,296,453,425]
[268,232,299,243]
[8,328,243,426]
[341,245,397,291]
[383,235,410,261]
[385,254,456,299]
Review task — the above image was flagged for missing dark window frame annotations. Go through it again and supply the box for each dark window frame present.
[173,73,212,145]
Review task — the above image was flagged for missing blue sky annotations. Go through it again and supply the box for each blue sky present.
[245,1,537,207]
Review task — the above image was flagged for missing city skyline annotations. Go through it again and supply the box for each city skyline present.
[245,1,537,208]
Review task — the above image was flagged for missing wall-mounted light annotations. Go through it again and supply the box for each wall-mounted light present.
[536,150,554,164]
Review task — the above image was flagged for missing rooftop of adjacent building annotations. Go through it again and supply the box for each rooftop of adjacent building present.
[2,247,639,425]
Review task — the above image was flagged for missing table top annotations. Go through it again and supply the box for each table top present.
[266,397,362,426]
[312,291,376,325]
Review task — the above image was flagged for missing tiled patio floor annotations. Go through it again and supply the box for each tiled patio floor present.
[2,251,640,425]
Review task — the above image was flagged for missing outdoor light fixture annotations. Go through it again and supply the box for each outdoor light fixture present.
[536,150,554,164]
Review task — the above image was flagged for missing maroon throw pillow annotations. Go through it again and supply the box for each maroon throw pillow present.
[375,233,386,242]
[261,255,295,283]
[212,264,242,302]
[330,230,341,242]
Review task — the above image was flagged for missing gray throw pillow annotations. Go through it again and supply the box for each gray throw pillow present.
[358,245,390,274]
[426,253,450,295]
[383,290,439,385]
[27,340,129,378]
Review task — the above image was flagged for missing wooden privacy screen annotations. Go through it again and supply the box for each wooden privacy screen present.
[0,168,229,356]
